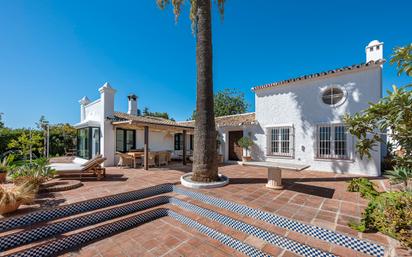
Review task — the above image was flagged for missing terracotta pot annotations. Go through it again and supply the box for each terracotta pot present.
[0,201,22,215]
[0,172,6,183]
[242,156,252,162]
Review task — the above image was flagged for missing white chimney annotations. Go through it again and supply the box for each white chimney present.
[365,40,384,63]
[127,94,138,116]
[79,96,90,122]
[99,82,116,119]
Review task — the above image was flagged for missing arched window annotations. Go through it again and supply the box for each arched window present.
[322,87,345,106]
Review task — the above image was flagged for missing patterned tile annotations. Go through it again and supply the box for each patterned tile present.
[8,208,268,257]
[173,186,385,257]
[0,183,174,232]
[170,198,334,257]
[0,196,170,252]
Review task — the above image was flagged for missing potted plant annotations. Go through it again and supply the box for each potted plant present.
[238,136,254,162]
[0,182,37,215]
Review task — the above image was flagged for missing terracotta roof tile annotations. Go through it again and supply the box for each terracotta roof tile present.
[252,59,385,91]
[178,112,256,128]
[112,112,194,128]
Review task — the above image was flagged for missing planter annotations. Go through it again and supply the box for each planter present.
[0,200,22,215]
[242,156,252,162]
[0,172,6,183]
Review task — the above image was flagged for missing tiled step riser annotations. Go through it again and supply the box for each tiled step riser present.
[174,186,385,257]
[1,184,384,257]
[8,208,269,257]
[0,196,171,251]
[170,198,334,257]
[2,195,330,257]
[0,184,173,232]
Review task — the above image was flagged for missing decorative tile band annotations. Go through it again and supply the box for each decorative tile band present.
[0,183,174,232]
[173,186,385,257]
[170,198,334,257]
[7,208,269,257]
[2,195,332,257]
[0,196,170,252]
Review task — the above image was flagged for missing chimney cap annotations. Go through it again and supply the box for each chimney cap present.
[366,40,383,49]
[127,94,138,100]
[79,96,91,105]
[98,82,116,94]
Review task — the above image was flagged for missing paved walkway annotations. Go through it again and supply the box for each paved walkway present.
[1,163,410,257]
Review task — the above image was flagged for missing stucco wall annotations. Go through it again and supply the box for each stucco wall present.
[84,100,102,122]
[252,67,382,176]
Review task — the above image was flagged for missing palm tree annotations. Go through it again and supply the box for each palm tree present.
[156,0,225,182]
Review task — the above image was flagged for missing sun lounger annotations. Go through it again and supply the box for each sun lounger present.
[50,156,107,180]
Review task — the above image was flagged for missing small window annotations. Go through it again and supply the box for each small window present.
[174,133,183,150]
[316,124,349,159]
[370,47,374,52]
[322,87,345,106]
[376,45,380,50]
[116,129,135,152]
[267,126,293,157]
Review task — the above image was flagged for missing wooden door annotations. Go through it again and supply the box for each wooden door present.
[228,131,243,161]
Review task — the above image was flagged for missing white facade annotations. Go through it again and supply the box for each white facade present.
[74,40,384,176]
[251,67,382,176]
[75,82,192,166]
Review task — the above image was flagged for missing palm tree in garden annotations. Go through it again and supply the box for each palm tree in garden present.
[156,0,225,182]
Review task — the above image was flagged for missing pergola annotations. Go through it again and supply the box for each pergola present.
[112,120,194,170]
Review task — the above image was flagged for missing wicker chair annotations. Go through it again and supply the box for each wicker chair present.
[144,152,157,167]
[116,152,134,168]
[158,152,168,166]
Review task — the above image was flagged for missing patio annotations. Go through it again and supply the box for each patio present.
[1,164,410,257]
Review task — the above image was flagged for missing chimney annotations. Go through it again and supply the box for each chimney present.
[365,40,383,63]
[127,94,138,116]
[79,96,90,122]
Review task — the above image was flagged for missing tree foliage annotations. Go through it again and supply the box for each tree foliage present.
[0,115,77,158]
[344,44,412,169]
[390,43,412,77]
[141,107,174,121]
[190,88,249,119]
[156,0,225,32]
[7,131,43,160]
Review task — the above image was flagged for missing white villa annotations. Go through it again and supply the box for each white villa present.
[74,40,384,176]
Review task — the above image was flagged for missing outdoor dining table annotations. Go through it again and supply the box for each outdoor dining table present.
[126,151,170,168]
[242,161,310,190]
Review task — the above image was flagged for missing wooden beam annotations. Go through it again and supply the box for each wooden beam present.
[182,130,187,165]
[144,126,149,170]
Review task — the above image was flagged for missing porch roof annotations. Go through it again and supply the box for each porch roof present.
[110,112,194,132]
[178,112,257,128]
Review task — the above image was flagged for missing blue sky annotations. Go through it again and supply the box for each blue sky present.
[0,0,411,128]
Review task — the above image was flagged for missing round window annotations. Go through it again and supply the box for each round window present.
[321,87,345,106]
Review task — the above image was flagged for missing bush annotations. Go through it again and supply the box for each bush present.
[348,178,412,248]
[10,158,56,187]
[351,191,412,248]
[347,178,379,199]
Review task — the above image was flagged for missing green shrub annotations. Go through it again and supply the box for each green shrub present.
[347,178,379,199]
[351,191,412,248]
[10,158,56,187]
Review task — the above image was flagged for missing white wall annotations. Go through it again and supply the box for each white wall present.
[252,67,382,176]
[84,99,102,122]
[135,129,174,151]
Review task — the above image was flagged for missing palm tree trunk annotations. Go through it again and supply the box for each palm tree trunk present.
[191,0,218,182]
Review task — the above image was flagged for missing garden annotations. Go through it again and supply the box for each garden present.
[344,43,412,249]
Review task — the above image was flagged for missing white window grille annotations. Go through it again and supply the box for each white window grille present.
[316,124,349,159]
[267,126,294,157]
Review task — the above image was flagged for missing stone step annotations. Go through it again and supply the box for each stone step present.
[5,208,269,257]
[173,185,385,257]
[0,183,174,232]
[1,192,335,257]
[168,197,335,257]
